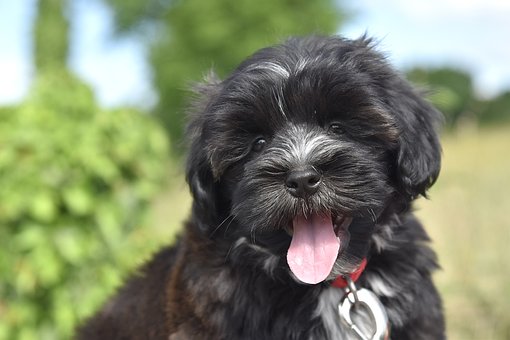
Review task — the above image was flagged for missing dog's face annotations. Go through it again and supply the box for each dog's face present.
[186,36,441,284]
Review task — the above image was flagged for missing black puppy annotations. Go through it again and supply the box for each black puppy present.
[77,35,445,339]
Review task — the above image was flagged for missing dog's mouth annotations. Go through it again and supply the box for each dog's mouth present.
[286,212,352,285]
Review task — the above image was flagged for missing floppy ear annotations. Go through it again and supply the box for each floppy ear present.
[350,36,441,199]
[388,84,442,199]
[185,73,222,223]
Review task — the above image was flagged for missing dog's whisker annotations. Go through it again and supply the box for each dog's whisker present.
[222,214,237,237]
[209,214,235,238]
[368,208,377,223]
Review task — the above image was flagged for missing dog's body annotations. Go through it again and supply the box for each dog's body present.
[77,36,445,339]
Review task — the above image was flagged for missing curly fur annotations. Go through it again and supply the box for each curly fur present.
[76,35,445,340]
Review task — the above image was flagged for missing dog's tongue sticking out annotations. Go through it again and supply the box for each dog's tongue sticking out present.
[287,213,340,284]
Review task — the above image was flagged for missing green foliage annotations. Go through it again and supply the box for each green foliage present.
[34,0,69,71]
[0,70,169,339]
[103,0,168,33]
[407,67,510,128]
[407,67,476,128]
[105,0,344,152]
[477,91,510,125]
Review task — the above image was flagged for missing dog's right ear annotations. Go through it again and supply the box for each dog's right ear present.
[185,73,222,224]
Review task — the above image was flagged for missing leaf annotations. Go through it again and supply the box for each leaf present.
[29,191,56,223]
[63,186,93,216]
[53,229,84,264]
[29,241,62,286]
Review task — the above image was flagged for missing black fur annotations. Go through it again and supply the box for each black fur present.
[77,35,445,339]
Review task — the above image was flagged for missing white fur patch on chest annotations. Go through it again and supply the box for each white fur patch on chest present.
[314,287,347,339]
[315,285,386,340]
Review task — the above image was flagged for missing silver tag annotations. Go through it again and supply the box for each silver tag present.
[338,282,389,340]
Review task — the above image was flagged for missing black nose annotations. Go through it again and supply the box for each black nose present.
[285,167,321,198]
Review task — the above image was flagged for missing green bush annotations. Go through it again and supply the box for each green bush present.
[0,70,169,339]
[477,91,510,125]
[406,67,475,128]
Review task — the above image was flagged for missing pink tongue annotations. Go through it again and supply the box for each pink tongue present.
[287,213,340,284]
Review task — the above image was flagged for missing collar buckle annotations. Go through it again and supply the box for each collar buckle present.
[338,277,390,340]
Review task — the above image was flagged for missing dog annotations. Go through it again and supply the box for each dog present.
[77,35,445,339]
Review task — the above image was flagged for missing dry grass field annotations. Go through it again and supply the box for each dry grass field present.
[416,125,510,339]
[148,124,510,339]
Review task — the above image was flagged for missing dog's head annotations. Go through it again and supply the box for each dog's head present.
[186,36,441,284]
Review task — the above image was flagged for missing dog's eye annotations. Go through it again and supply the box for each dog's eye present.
[328,123,343,135]
[251,137,267,152]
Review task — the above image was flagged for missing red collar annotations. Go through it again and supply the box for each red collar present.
[331,258,367,288]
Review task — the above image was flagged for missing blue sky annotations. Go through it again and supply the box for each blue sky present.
[1,0,509,108]
[342,0,510,98]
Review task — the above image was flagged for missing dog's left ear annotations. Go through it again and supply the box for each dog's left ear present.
[185,72,223,224]
[388,83,442,199]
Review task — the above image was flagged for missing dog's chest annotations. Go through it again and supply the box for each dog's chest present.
[314,287,348,339]
[199,277,376,340]
[314,286,382,340]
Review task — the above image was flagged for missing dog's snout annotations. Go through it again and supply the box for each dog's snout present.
[285,167,321,198]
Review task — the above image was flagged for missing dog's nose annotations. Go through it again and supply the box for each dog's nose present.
[285,167,321,198]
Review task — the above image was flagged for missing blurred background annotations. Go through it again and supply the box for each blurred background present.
[0,0,509,339]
